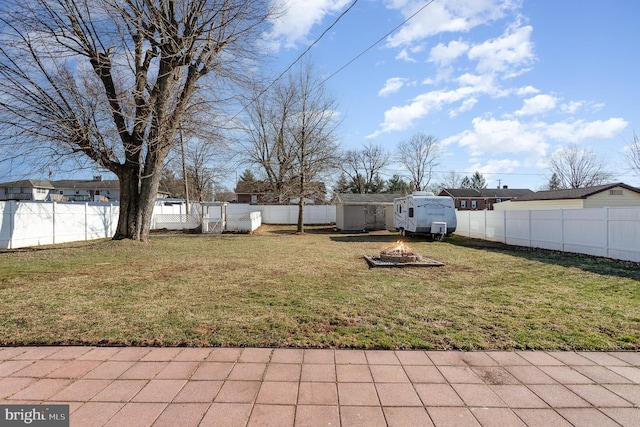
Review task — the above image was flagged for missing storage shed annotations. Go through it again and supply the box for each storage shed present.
[334,193,401,232]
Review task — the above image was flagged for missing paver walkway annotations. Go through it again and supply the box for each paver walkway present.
[0,347,638,426]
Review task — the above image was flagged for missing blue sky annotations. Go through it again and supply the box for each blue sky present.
[2,0,638,192]
[264,0,640,190]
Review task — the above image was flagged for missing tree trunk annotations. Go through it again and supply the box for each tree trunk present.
[297,197,304,234]
[113,167,142,241]
[113,164,164,242]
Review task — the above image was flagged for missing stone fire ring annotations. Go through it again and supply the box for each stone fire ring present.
[363,255,445,268]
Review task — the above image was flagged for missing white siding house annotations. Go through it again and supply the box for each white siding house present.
[494,183,640,211]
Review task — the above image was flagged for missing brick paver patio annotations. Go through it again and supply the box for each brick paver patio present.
[0,347,638,426]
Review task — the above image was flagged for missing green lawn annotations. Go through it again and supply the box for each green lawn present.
[1,225,638,350]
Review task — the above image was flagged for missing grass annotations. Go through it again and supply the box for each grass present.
[0,225,638,350]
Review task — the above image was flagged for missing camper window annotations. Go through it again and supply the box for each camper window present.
[408,208,414,218]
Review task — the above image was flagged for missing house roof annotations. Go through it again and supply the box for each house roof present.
[335,193,402,205]
[235,180,326,195]
[440,188,534,198]
[0,179,120,191]
[51,179,119,190]
[0,179,55,189]
[514,182,640,201]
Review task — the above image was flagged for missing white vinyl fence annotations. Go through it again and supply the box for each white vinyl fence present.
[0,201,337,248]
[0,200,192,249]
[455,208,640,262]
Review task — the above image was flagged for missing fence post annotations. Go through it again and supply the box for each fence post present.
[604,207,609,259]
[560,209,565,252]
[52,202,56,245]
[527,209,532,248]
[85,202,89,242]
[503,210,507,244]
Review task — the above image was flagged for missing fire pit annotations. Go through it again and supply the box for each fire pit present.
[364,241,444,268]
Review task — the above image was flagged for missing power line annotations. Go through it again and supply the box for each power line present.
[229,0,360,123]
[320,0,437,86]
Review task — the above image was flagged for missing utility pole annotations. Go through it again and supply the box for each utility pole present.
[179,123,190,215]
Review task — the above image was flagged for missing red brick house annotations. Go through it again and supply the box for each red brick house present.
[235,180,327,204]
[438,187,534,210]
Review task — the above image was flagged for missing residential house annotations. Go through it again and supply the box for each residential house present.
[0,176,171,202]
[493,182,640,210]
[438,187,534,210]
[235,180,327,205]
[334,193,401,232]
[0,180,54,201]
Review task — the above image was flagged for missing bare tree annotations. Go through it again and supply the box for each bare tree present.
[341,142,390,194]
[396,132,442,191]
[428,170,463,194]
[289,62,341,233]
[548,144,615,189]
[623,132,640,179]
[243,78,298,203]
[242,61,340,232]
[0,0,273,241]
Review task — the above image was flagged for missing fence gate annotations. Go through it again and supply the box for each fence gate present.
[364,205,385,230]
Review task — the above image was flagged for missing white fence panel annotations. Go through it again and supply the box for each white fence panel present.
[227,211,262,232]
[87,204,118,240]
[485,210,505,242]
[454,207,640,263]
[12,202,55,248]
[562,209,607,258]
[0,201,15,248]
[54,203,88,244]
[505,211,531,247]
[607,208,640,261]
[530,210,563,251]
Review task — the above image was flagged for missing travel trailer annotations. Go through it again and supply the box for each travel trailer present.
[393,192,457,239]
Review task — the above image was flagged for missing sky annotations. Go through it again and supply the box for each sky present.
[1,0,638,192]
[262,0,640,190]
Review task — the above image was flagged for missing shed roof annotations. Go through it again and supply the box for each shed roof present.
[514,182,640,201]
[335,193,402,205]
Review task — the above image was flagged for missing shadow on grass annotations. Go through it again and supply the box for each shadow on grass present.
[447,235,640,282]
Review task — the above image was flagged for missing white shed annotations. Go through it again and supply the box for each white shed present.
[334,193,401,232]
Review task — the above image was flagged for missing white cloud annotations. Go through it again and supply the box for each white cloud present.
[266,0,352,48]
[443,116,628,160]
[516,85,539,96]
[515,94,558,116]
[386,0,521,47]
[449,97,478,117]
[470,158,522,180]
[545,118,628,142]
[467,24,535,77]
[428,40,469,66]
[379,77,408,96]
[451,117,549,157]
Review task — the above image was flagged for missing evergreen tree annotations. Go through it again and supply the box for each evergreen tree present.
[548,173,562,190]
[386,175,411,194]
[239,169,256,182]
[470,171,487,189]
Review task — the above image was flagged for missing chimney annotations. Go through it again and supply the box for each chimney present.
[503,185,508,189]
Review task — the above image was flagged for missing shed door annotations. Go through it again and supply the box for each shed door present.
[364,205,385,230]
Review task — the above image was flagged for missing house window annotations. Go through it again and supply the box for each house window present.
[408,208,414,218]
[250,195,258,203]
[495,198,502,203]
[460,200,467,208]
[471,200,477,209]
[95,191,100,195]
[609,189,623,196]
